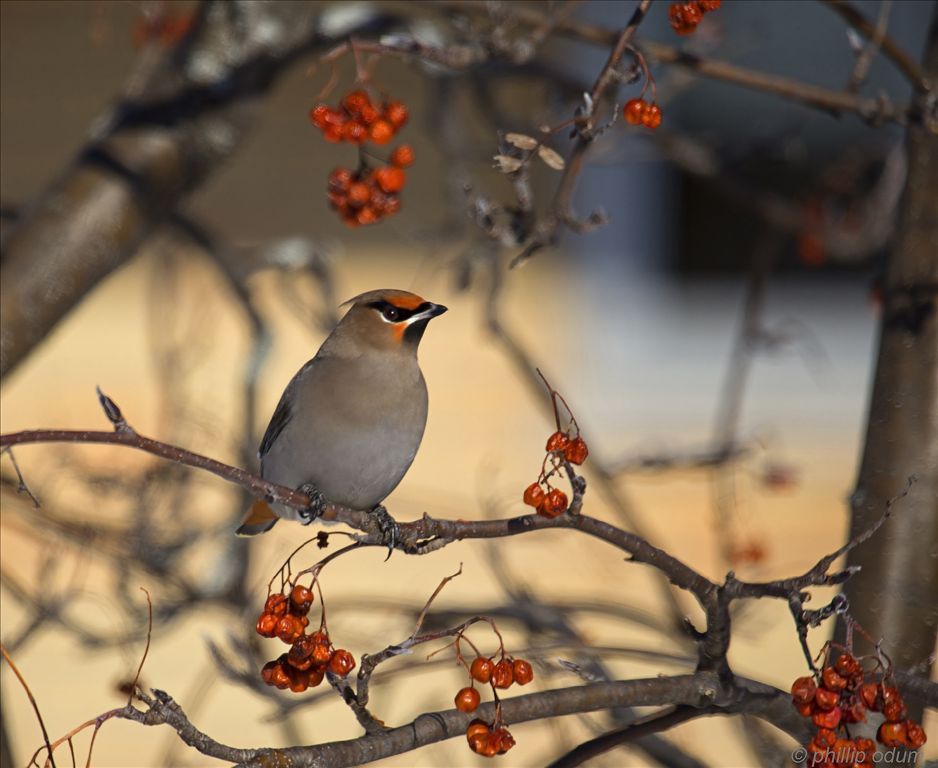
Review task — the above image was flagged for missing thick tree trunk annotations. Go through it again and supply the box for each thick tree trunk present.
[843,10,938,696]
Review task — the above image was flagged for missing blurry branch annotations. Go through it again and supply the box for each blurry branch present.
[436,0,933,125]
[0,2,391,380]
[0,644,55,768]
[822,0,931,93]
[844,0,893,94]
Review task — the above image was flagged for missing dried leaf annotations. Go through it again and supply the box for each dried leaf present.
[493,155,523,174]
[537,145,565,170]
[505,132,538,150]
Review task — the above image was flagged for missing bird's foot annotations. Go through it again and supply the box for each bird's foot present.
[370,505,400,560]
[298,484,326,525]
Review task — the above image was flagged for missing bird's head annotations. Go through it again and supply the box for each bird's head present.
[333,289,448,353]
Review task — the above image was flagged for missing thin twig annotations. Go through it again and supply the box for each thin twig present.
[1,643,56,768]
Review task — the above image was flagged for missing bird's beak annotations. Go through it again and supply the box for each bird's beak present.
[409,303,448,322]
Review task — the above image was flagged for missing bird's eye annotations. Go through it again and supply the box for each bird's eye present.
[382,306,400,322]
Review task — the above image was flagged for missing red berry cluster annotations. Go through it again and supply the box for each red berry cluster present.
[309,91,408,145]
[326,147,413,227]
[522,430,588,518]
[466,719,517,758]
[461,660,533,756]
[255,586,356,693]
[668,0,721,35]
[309,89,413,226]
[623,98,663,130]
[791,652,927,765]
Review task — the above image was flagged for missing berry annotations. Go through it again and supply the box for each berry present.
[859,682,880,710]
[791,676,817,705]
[821,666,847,692]
[290,584,314,615]
[793,700,813,717]
[312,641,333,664]
[348,182,371,208]
[329,649,356,677]
[492,727,516,754]
[813,687,839,711]
[256,612,278,638]
[523,483,544,508]
[877,721,908,748]
[512,658,534,685]
[642,103,662,129]
[812,707,842,729]
[668,3,699,35]
[264,593,289,616]
[384,101,408,128]
[466,719,489,741]
[276,615,303,644]
[342,120,368,144]
[309,104,330,128]
[538,488,568,518]
[328,167,352,193]
[834,653,859,678]
[624,98,647,125]
[546,431,570,452]
[491,659,514,689]
[906,720,927,749]
[470,657,494,684]
[375,166,405,194]
[307,665,326,687]
[455,686,481,712]
[883,698,907,723]
[342,90,371,116]
[696,0,721,11]
[390,144,414,168]
[564,437,589,465]
[323,125,343,143]
[369,119,394,145]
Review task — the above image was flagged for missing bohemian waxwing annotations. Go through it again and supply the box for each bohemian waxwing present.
[236,289,447,535]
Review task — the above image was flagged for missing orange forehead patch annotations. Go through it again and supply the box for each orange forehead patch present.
[386,293,426,310]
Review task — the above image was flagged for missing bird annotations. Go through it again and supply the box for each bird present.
[237,288,447,536]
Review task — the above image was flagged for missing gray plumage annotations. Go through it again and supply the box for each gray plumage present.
[240,289,446,535]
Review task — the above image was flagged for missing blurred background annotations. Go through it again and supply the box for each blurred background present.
[1,1,935,766]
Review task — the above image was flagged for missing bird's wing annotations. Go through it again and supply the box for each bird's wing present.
[258,392,292,461]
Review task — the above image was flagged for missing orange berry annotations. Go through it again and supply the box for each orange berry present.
[523,482,545,507]
[356,206,380,225]
[309,103,330,128]
[264,593,289,616]
[466,719,489,742]
[883,698,908,723]
[342,90,371,117]
[276,615,302,644]
[390,144,415,168]
[348,182,371,208]
[546,431,570,452]
[793,700,813,717]
[624,98,647,125]
[290,584,314,615]
[256,612,278,638]
[512,658,534,685]
[328,167,352,193]
[491,659,514,689]
[812,707,842,729]
[384,100,408,128]
[260,659,279,684]
[668,3,698,34]
[538,488,568,518]
[470,656,494,684]
[369,119,394,145]
[642,103,662,129]
[905,720,927,749]
[329,649,356,677]
[493,728,516,754]
[312,642,333,664]
[289,673,309,693]
[324,125,343,143]
[342,120,368,144]
[306,665,325,687]
[697,0,720,10]
[385,196,401,214]
[814,728,837,748]
[375,166,405,193]
[859,682,880,710]
[814,687,839,711]
[877,721,908,748]
[842,698,866,723]
[682,2,703,25]
[455,686,480,712]
[822,666,847,692]
[564,437,589,465]
[790,676,817,705]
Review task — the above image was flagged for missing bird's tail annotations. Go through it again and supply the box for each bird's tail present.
[236,500,279,536]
